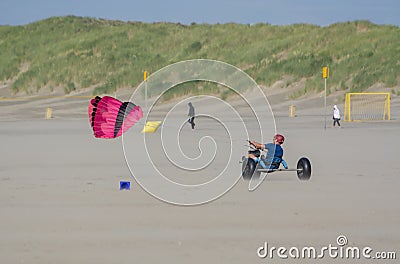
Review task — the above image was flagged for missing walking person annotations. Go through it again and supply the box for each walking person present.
[333,105,341,128]
[187,102,195,129]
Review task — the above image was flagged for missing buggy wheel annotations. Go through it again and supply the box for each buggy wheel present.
[242,158,257,180]
[297,157,311,180]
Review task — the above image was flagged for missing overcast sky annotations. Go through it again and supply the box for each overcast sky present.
[1,0,399,26]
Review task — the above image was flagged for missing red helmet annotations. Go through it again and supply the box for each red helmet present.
[274,134,285,144]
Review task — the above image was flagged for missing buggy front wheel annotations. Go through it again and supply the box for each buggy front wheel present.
[296,157,311,180]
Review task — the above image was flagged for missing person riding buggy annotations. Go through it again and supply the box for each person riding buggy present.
[247,134,288,171]
[242,134,312,181]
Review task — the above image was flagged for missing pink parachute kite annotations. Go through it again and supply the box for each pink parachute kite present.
[88,96,143,138]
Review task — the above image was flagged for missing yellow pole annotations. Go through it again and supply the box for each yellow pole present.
[45,108,53,119]
[289,105,296,117]
[322,66,328,129]
[144,70,148,108]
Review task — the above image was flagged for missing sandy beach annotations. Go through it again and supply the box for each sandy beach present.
[1,87,399,263]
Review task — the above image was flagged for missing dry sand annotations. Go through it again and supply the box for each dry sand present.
[1,88,399,264]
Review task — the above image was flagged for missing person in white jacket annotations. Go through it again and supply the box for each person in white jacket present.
[333,105,341,127]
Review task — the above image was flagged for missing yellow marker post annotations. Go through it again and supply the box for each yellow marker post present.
[322,66,329,130]
[144,70,148,108]
[289,105,296,117]
[322,66,329,79]
[45,108,53,119]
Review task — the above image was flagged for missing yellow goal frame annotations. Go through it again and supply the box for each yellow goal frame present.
[344,92,390,122]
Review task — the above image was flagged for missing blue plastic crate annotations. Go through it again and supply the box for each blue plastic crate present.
[119,181,130,190]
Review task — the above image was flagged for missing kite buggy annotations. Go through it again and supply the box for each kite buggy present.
[241,139,311,181]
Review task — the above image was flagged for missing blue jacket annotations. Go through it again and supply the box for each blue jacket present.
[264,143,283,164]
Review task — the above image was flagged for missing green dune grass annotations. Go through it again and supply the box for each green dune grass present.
[0,16,399,98]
